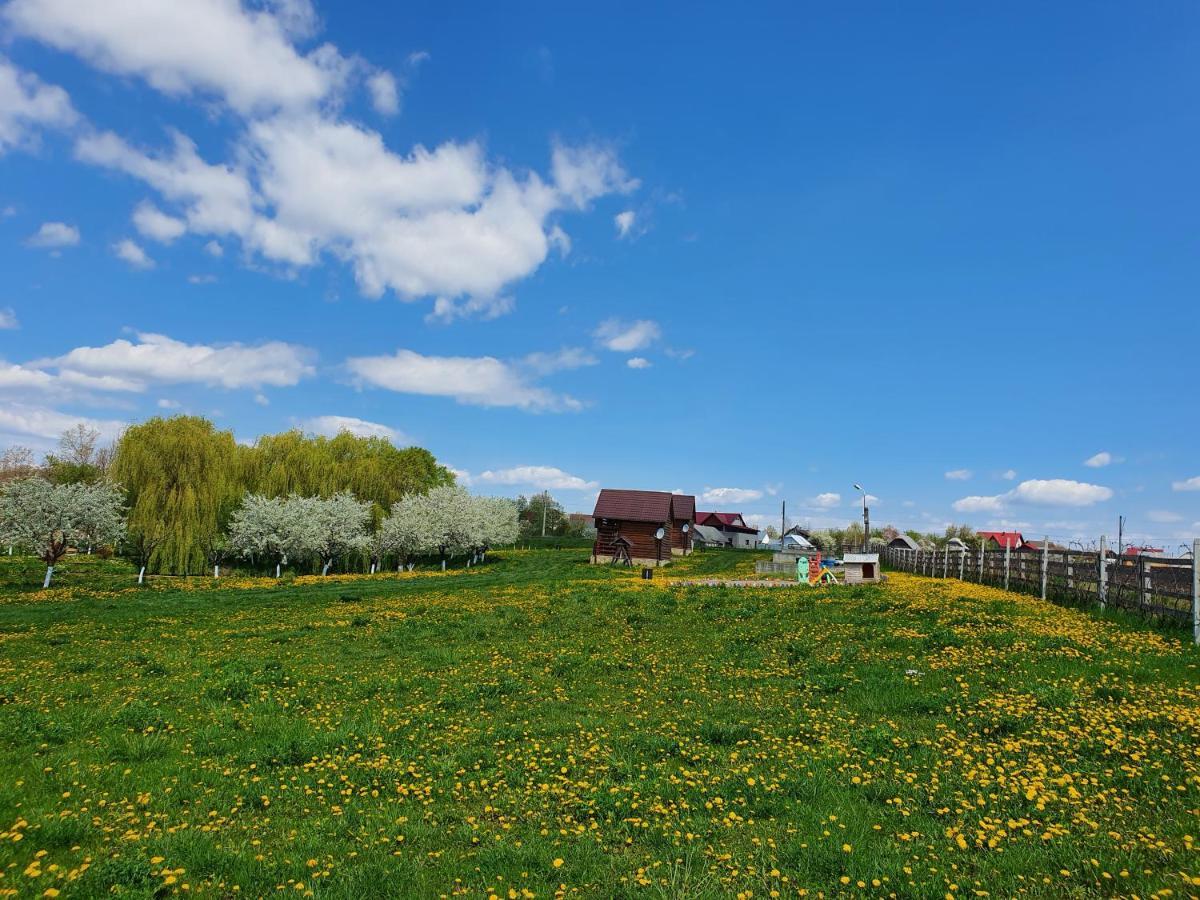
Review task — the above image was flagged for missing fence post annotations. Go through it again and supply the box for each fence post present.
[1040,536,1048,601]
[1140,553,1151,614]
[1098,535,1107,611]
[1066,551,1074,592]
[959,549,965,580]
[1003,541,1011,590]
[943,548,948,579]
[1192,538,1198,646]
[978,545,984,581]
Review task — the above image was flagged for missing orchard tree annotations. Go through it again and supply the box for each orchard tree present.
[378,494,434,571]
[0,477,125,587]
[469,496,518,563]
[296,492,372,575]
[227,494,298,578]
[421,485,473,569]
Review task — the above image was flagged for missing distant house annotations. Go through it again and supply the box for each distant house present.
[781,533,814,551]
[945,537,969,553]
[1022,539,1067,553]
[757,531,780,551]
[591,489,682,567]
[693,524,728,548]
[1123,545,1165,558]
[979,531,1024,550]
[695,511,759,549]
[888,534,920,551]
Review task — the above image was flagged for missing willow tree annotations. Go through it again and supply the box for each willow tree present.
[111,416,243,574]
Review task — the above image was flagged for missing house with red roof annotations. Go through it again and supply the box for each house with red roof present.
[591,489,696,566]
[696,511,760,549]
[978,531,1024,550]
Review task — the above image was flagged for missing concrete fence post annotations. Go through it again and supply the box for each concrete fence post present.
[1040,536,1049,601]
[959,549,966,580]
[1066,551,1074,592]
[978,545,984,582]
[1004,541,1011,591]
[1192,538,1198,646]
[943,548,949,579]
[1098,535,1108,611]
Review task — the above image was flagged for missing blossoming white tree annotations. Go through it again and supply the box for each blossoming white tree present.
[227,494,299,578]
[378,493,433,571]
[296,492,372,575]
[0,477,125,587]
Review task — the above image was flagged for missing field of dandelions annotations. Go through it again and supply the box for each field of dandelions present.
[0,549,1197,899]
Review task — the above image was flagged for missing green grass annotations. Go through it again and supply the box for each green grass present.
[0,549,1197,898]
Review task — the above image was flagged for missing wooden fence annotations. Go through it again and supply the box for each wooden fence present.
[882,539,1200,643]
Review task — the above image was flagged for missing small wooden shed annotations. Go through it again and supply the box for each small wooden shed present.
[669,493,696,556]
[591,489,679,566]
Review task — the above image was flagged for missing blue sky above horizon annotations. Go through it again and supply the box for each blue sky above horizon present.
[1,0,1198,547]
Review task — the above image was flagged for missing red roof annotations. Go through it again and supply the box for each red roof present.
[592,489,674,524]
[978,531,1024,549]
[696,511,757,534]
[1123,545,1164,556]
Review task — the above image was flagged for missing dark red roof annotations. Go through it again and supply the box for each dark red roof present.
[978,531,1024,549]
[593,489,674,523]
[671,494,696,521]
[696,511,757,534]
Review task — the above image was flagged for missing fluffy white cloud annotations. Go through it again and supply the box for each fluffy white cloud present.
[204,239,224,257]
[26,221,79,248]
[112,238,155,269]
[366,70,399,115]
[1173,476,1200,492]
[614,209,635,238]
[475,465,598,492]
[595,318,661,352]
[952,495,1007,513]
[1084,451,1116,468]
[132,200,186,242]
[45,332,314,390]
[1009,479,1112,506]
[626,357,651,369]
[299,414,408,444]
[944,469,972,481]
[1001,469,1017,480]
[0,400,125,443]
[953,478,1112,513]
[0,308,17,329]
[701,486,763,504]
[0,56,77,153]
[346,348,581,412]
[808,492,841,509]
[4,0,349,114]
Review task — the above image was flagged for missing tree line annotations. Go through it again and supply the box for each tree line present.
[0,416,519,582]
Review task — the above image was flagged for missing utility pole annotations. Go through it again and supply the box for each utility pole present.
[542,501,547,537]
[1117,515,1124,559]
[781,500,786,544]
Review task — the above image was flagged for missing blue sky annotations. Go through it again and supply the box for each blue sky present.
[1,0,1198,547]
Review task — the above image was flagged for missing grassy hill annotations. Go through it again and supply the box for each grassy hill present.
[0,549,1196,897]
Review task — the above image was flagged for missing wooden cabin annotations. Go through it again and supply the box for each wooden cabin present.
[669,493,696,556]
[591,489,682,566]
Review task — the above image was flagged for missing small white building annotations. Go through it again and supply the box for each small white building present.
[782,533,815,552]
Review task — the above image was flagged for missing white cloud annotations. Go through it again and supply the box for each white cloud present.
[1084,451,1117,468]
[156,398,179,409]
[521,347,597,375]
[1010,479,1112,506]
[1146,510,1183,524]
[551,142,638,208]
[944,469,972,481]
[701,486,763,504]
[46,332,314,390]
[475,465,598,492]
[4,0,350,115]
[366,70,399,115]
[112,238,155,269]
[132,200,186,242]
[0,400,125,443]
[808,492,841,509]
[26,221,79,248]
[594,318,661,352]
[953,478,1113,513]
[1172,476,1200,492]
[952,495,1007,513]
[299,414,408,443]
[0,56,77,154]
[0,308,17,329]
[1001,469,1017,480]
[626,357,651,369]
[187,273,217,284]
[204,239,223,257]
[614,209,635,238]
[346,348,580,412]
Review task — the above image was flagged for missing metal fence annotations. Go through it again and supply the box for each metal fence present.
[882,539,1200,644]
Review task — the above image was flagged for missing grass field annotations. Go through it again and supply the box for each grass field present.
[0,549,1197,898]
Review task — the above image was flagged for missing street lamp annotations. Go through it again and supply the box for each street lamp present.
[853,483,870,551]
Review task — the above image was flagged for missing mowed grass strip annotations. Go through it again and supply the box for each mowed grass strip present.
[0,550,1197,898]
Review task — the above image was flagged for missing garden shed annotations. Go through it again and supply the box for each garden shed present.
[842,552,882,584]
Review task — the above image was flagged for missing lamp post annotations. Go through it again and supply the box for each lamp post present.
[853,483,870,552]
